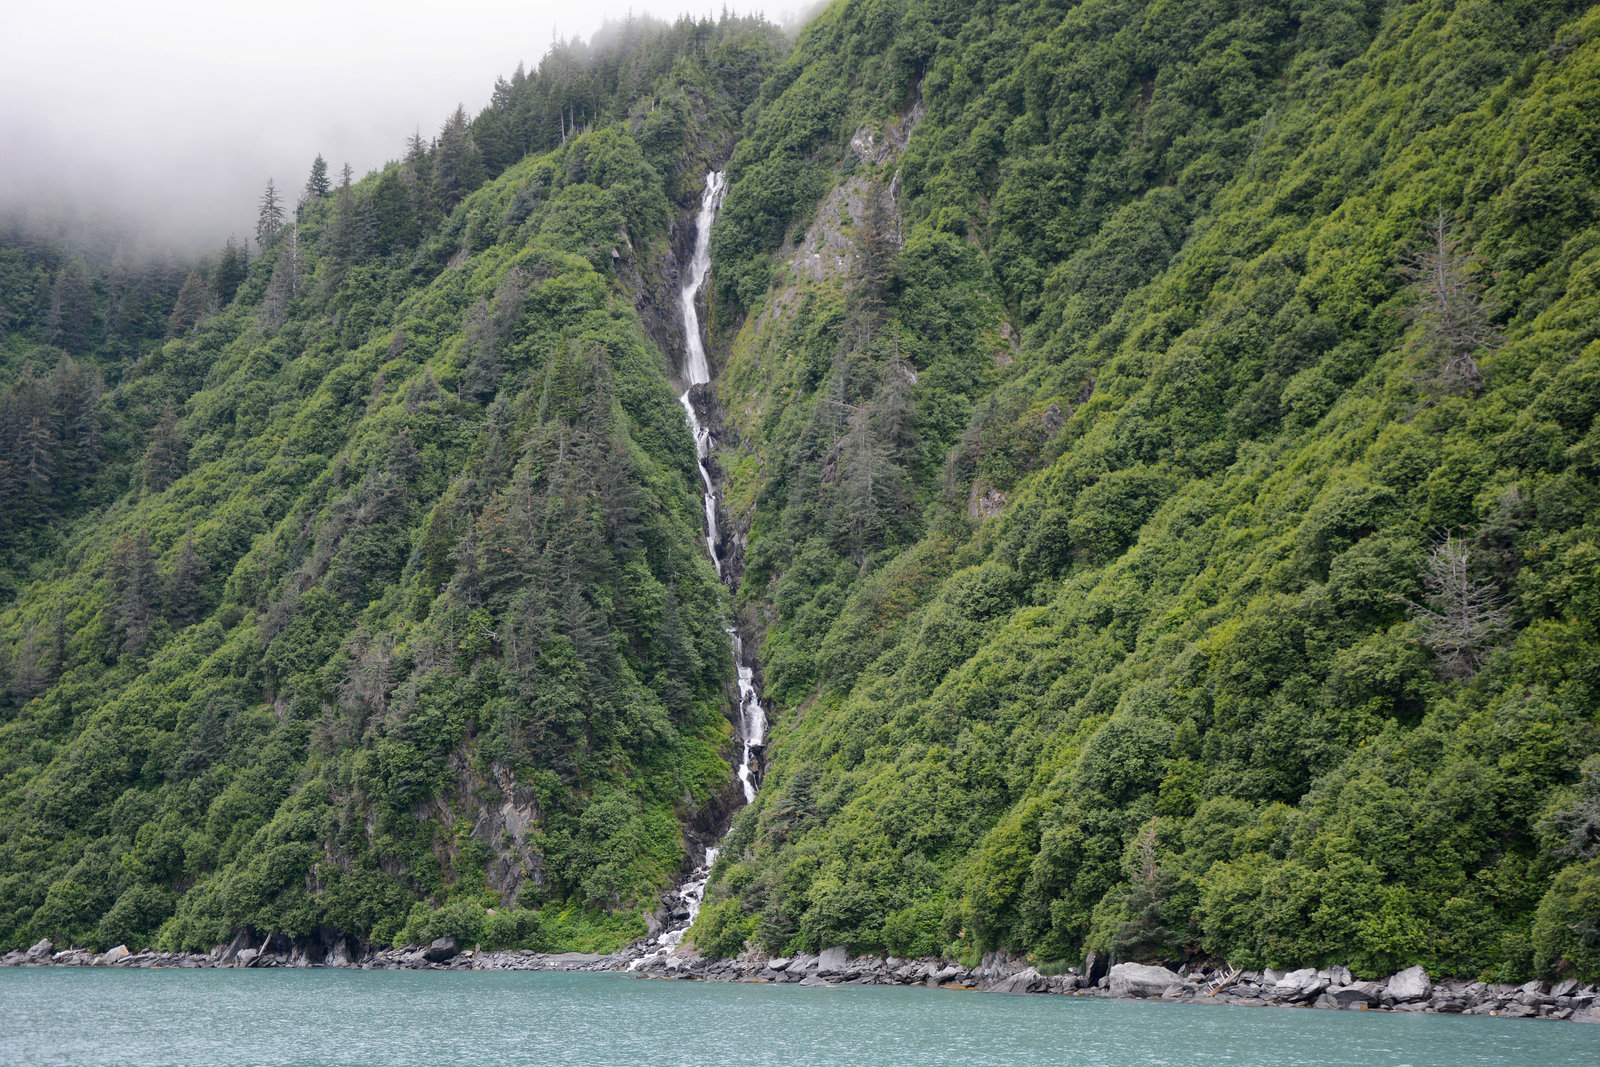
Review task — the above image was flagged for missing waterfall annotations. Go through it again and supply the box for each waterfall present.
[631,170,767,969]
[679,170,724,388]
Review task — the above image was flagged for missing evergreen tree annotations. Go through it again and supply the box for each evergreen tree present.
[142,400,184,492]
[306,153,331,199]
[214,236,247,304]
[434,105,485,210]
[256,178,285,252]
[167,522,208,626]
[330,164,356,266]
[108,529,160,655]
[7,623,43,707]
[166,270,210,336]
[44,264,95,355]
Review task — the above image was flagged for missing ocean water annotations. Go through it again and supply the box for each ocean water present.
[1,969,1594,1066]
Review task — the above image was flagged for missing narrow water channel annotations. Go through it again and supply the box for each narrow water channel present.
[633,170,767,967]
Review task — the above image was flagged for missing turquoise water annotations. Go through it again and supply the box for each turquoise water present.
[1,969,1595,1066]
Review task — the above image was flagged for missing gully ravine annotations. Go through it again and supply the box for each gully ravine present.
[630,169,766,971]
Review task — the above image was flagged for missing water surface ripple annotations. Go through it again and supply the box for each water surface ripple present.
[2,970,1595,1066]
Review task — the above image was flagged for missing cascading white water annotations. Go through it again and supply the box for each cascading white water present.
[677,170,727,575]
[628,847,718,971]
[730,630,767,804]
[631,171,768,968]
[679,170,724,387]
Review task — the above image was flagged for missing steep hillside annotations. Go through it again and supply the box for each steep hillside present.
[692,0,1600,982]
[0,15,784,954]
[4,0,1599,984]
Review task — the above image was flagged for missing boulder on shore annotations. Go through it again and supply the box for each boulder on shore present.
[989,967,1045,995]
[1272,968,1326,1001]
[95,945,130,967]
[423,936,460,963]
[1329,982,1383,1009]
[816,946,849,977]
[1109,962,1183,998]
[1387,965,1432,1002]
[25,939,53,961]
[216,932,253,965]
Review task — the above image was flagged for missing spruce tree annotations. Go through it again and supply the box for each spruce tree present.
[168,523,208,626]
[166,271,210,336]
[306,154,331,199]
[142,400,185,492]
[255,178,285,252]
[214,236,247,303]
[108,529,160,655]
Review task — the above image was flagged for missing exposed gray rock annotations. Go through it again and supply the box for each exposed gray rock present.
[1082,951,1109,986]
[816,946,849,977]
[1552,978,1580,998]
[25,939,53,961]
[765,957,791,972]
[216,932,253,965]
[1329,982,1383,1009]
[798,974,833,987]
[1109,963,1183,998]
[1272,968,1324,1001]
[423,937,460,963]
[989,967,1045,995]
[95,945,130,966]
[1387,965,1432,1002]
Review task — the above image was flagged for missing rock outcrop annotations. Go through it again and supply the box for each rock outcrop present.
[1108,963,1184,998]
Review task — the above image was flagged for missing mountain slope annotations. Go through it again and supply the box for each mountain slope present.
[693,0,1600,981]
[0,15,782,954]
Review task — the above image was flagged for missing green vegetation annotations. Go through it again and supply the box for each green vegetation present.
[0,13,784,955]
[692,0,1600,982]
[4,0,1599,985]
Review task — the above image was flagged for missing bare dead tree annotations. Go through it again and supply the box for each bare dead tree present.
[1402,531,1510,678]
[1401,207,1498,396]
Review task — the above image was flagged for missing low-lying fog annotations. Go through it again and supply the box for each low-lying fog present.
[1,0,799,255]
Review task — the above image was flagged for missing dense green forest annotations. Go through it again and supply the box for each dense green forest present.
[0,13,783,955]
[689,0,1600,983]
[3,0,1599,984]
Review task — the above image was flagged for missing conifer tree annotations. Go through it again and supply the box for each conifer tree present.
[1404,532,1510,679]
[214,236,247,304]
[142,399,185,492]
[256,178,285,252]
[7,624,43,707]
[166,270,210,336]
[44,265,95,355]
[330,164,356,266]
[306,153,331,199]
[108,529,160,655]
[434,105,485,209]
[168,522,208,626]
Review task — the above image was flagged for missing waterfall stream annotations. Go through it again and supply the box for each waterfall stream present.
[631,170,767,969]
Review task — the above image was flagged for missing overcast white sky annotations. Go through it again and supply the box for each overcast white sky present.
[0,0,799,251]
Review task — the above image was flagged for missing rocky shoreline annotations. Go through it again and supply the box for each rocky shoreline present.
[5,935,1597,1024]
